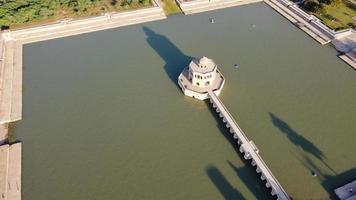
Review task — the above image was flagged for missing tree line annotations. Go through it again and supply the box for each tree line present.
[301,0,354,12]
[0,0,150,29]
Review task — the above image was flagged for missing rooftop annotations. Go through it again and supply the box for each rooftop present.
[178,67,224,94]
[334,180,356,200]
[189,56,217,73]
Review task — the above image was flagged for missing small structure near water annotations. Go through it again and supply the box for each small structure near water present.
[178,56,225,100]
[334,180,356,200]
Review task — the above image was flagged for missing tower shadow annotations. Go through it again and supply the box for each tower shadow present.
[206,166,246,200]
[142,26,193,86]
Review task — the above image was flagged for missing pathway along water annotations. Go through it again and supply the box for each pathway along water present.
[12,3,356,200]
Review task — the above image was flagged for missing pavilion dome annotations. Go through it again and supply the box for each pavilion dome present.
[189,56,216,73]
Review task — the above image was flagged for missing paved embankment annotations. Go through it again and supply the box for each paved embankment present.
[0,2,166,124]
[208,90,290,200]
[0,124,7,145]
[332,33,356,70]
[264,0,353,45]
[176,0,262,15]
[10,6,166,44]
[0,144,9,199]
[263,0,356,69]
[0,143,21,200]
[339,53,356,70]
[0,40,22,124]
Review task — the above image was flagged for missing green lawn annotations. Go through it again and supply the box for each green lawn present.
[161,0,181,15]
[312,0,356,30]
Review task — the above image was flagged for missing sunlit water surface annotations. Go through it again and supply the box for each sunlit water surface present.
[14,3,356,200]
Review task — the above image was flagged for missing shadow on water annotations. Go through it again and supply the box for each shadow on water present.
[269,113,337,175]
[142,26,274,199]
[142,26,193,85]
[206,166,246,200]
[206,101,274,200]
[269,112,326,161]
[298,154,356,199]
[205,102,240,152]
[227,161,273,200]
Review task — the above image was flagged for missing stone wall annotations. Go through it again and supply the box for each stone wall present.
[176,0,262,15]
[265,0,353,44]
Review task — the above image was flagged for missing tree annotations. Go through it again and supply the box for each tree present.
[302,0,321,12]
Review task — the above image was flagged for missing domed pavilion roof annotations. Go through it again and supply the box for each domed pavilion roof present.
[189,56,217,73]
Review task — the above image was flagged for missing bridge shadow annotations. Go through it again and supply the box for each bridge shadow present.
[206,166,246,200]
[269,113,326,161]
[227,161,274,200]
[142,26,193,86]
[205,101,274,200]
[205,102,240,153]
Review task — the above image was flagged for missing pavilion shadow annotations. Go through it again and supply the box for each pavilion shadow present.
[206,166,246,200]
[143,26,193,86]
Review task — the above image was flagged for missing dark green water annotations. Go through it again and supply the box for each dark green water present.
[14,3,356,200]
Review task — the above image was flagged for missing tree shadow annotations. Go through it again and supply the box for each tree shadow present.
[206,166,246,200]
[269,112,325,161]
[142,26,193,86]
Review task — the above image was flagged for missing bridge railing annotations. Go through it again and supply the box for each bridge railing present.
[207,90,290,200]
[208,90,250,142]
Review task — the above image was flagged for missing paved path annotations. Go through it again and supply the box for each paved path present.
[0,143,21,200]
[176,0,262,15]
[0,144,9,200]
[0,40,22,124]
[264,0,332,44]
[208,90,290,200]
[7,144,21,200]
[332,33,356,70]
[264,0,356,69]
[0,124,7,144]
[11,7,166,44]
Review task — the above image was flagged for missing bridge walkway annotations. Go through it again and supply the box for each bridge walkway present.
[207,90,290,200]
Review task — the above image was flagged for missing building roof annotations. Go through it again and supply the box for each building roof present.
[178,67,224,94]
[189,56,217,73]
